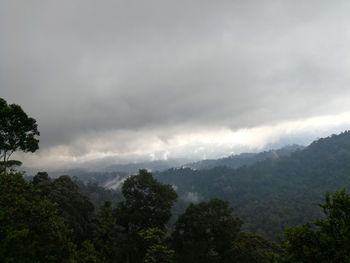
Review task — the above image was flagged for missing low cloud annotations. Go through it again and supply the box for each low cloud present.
[14,111,350,170]
[181,192,202,204]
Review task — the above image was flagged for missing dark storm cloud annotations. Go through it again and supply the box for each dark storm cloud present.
[1,0,350,166]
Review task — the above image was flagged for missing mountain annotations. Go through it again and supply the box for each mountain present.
[100,145,303,190]
[185,144,304,170]
[104,158,191,174]
[42,132,350,240]
[155,131,350,239]
[38,159,191,188]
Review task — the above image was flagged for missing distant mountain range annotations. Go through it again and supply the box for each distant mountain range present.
[184,144,304,170]
[104,158,190,174]
[63,144,304,188]
[154,131,350,239]
[43,145,304,187]
[37,131,350,240]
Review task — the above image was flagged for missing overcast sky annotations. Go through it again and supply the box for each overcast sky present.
[1,1,350,170]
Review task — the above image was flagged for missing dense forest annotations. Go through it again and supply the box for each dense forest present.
[72,131,350,240]
[184,144,304,170]
[155,131,350,239]
[2,98,350,262]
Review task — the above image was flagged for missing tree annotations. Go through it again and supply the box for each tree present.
[75,240,101,263]
[115,169,177,263]
[172,198,242,263]
[91,201,120,262]
[116,169,178,232]
[33,173,95,245]
[279,189,350,262]
[0,98,39,174]
[0,172,75,262]
[138,228,174,263]
[231,232,280,263]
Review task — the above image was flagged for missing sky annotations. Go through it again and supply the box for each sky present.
[1,0,350,170]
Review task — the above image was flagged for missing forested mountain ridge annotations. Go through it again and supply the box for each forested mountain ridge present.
[97,144,303,190]
[43,145,303,187]
[155,131,350,239]
[185,144,304,170]
[104,158,191,174]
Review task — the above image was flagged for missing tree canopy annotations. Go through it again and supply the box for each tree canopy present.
[33,173,95,245]
[0,172,75,262]
[115,169,178,232]
[115,169,178,263]
[0,98,39,173]
[279,189,350,262]
[172,198,242,263]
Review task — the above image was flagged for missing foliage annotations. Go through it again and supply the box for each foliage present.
[0,172,75,262]
[172,198,242,263]
[143,244,174,263]
[0,170,281,263]
[115,169,177,263]
[75,240,100,263]
[91,201,120,262]
[116,169,178,232]
[139,228,174,263]
[231,232,281,263]
[33,172,95,244]
[0,98,39,173]
[279,189,350,262]
[76,178,123,208]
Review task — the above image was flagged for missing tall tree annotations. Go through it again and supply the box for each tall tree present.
[172,198,242,263]
[115,169,177,263]
[0,98,39,174]
[116,169,178,232]
[33,173,95,244]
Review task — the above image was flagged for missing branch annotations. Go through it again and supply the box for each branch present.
[6,150,15,162]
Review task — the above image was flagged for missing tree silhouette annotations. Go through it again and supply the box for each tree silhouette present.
[0,98,39,174]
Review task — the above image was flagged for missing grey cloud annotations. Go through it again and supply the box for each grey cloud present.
[1,0,350,163]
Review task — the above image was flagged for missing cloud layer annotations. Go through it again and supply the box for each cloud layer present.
[1,1,350,169]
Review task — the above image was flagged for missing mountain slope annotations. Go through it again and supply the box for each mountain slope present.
[185,144,304,170]
[104,158,191,174]
[99,145,303,189]
[155,131,350,239]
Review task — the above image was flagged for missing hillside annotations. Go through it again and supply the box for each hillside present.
[98,145,303,189]
[185,144,304,170]
[104,158,191,174]
[155,131,350,239]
